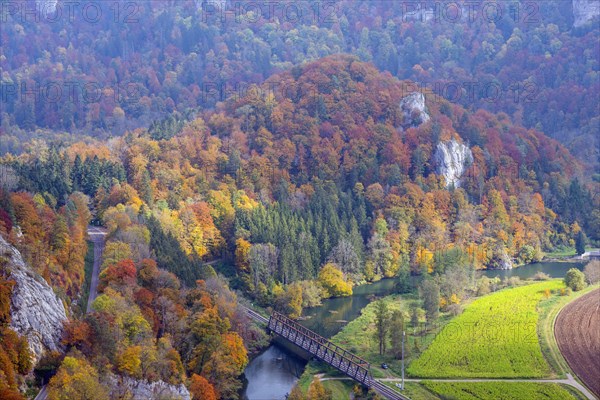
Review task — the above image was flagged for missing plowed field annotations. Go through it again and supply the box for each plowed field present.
[555,288,600,398]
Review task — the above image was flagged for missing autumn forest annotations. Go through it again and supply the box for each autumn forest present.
[0,1,598,400]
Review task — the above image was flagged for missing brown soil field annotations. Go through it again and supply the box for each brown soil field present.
[555,288,600,398]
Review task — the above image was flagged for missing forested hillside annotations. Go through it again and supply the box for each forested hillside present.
[3,56,598,312]
[1,0,598,171]
[0,4,598,396]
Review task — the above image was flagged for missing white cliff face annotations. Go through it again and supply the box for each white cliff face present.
[491,247,513,270]
[108,375,191,400]
[498,251,513,270]
[400,92,430,127]
[0,236,67,364]
[573,0,600,27]
[37,0,58,14]
[435,140,473,188]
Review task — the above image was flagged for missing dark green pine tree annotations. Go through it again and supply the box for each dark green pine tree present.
[146,214,199,286]
[140,171,154,207]
[83,156,101,195]
[575,230,587,256]
[71,154,83,192]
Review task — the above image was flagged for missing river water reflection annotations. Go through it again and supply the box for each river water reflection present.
[242,261,584,400]
[481,261,584,280]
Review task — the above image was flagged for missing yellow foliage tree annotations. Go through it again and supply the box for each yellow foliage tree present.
[235,238,251,273]
[415,245,434,273]
[117,346,142,378]
[48,356,108,400]
[101,241,132,269]
[317,263,352,298]
[307,378,331,400]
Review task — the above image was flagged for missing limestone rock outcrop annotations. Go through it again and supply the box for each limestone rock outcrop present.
[400,92,430,128]
[36,0,58,14]
[434,140,473,188]
[1,235,67,364]
[573,0,600,27]
[108,375,191,400]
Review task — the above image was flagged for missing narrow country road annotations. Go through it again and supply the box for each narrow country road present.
[33,385,48,400]
[86,226,107,314]
[35,226,107,400]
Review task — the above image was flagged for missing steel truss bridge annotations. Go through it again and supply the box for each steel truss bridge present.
[242,307,407,400]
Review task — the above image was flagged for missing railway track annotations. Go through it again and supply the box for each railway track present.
[242,306,269,325]
[370,380,409,400]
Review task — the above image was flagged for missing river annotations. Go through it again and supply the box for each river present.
[242,261,585,400]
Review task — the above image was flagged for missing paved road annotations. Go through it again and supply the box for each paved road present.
[34,384,48,400]
[86,226,107,314]
[35,226,107,400]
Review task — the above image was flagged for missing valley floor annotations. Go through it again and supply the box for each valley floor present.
[301,280,599,400]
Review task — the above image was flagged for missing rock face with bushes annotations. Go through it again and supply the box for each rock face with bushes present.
[400,92,430,127]
[1,235,67,364]
[108,375,191,400]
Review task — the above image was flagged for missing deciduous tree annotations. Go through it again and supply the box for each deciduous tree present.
[189,374,216,400]
[422,280,440,322]
[48,355,108,400]
[374,300,390,355]
[317,263,352,298]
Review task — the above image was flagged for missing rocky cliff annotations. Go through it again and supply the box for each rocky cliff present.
[400,92,430,128]
[36,0,58,14]
[108,375,191,400]
[0,235,67,364]
[435,140,473,188]
[573,0,600,27]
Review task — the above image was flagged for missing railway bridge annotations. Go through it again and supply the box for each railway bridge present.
[242,307,407,400]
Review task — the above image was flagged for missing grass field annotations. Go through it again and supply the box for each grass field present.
[421,381,584,400]
[321,379,355,399]
[544,247,577,258]
[408,280,564,378]
[544,246,597,258]
[297,363,356,399]
[296,280,592,399]
[330,293,455,378]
